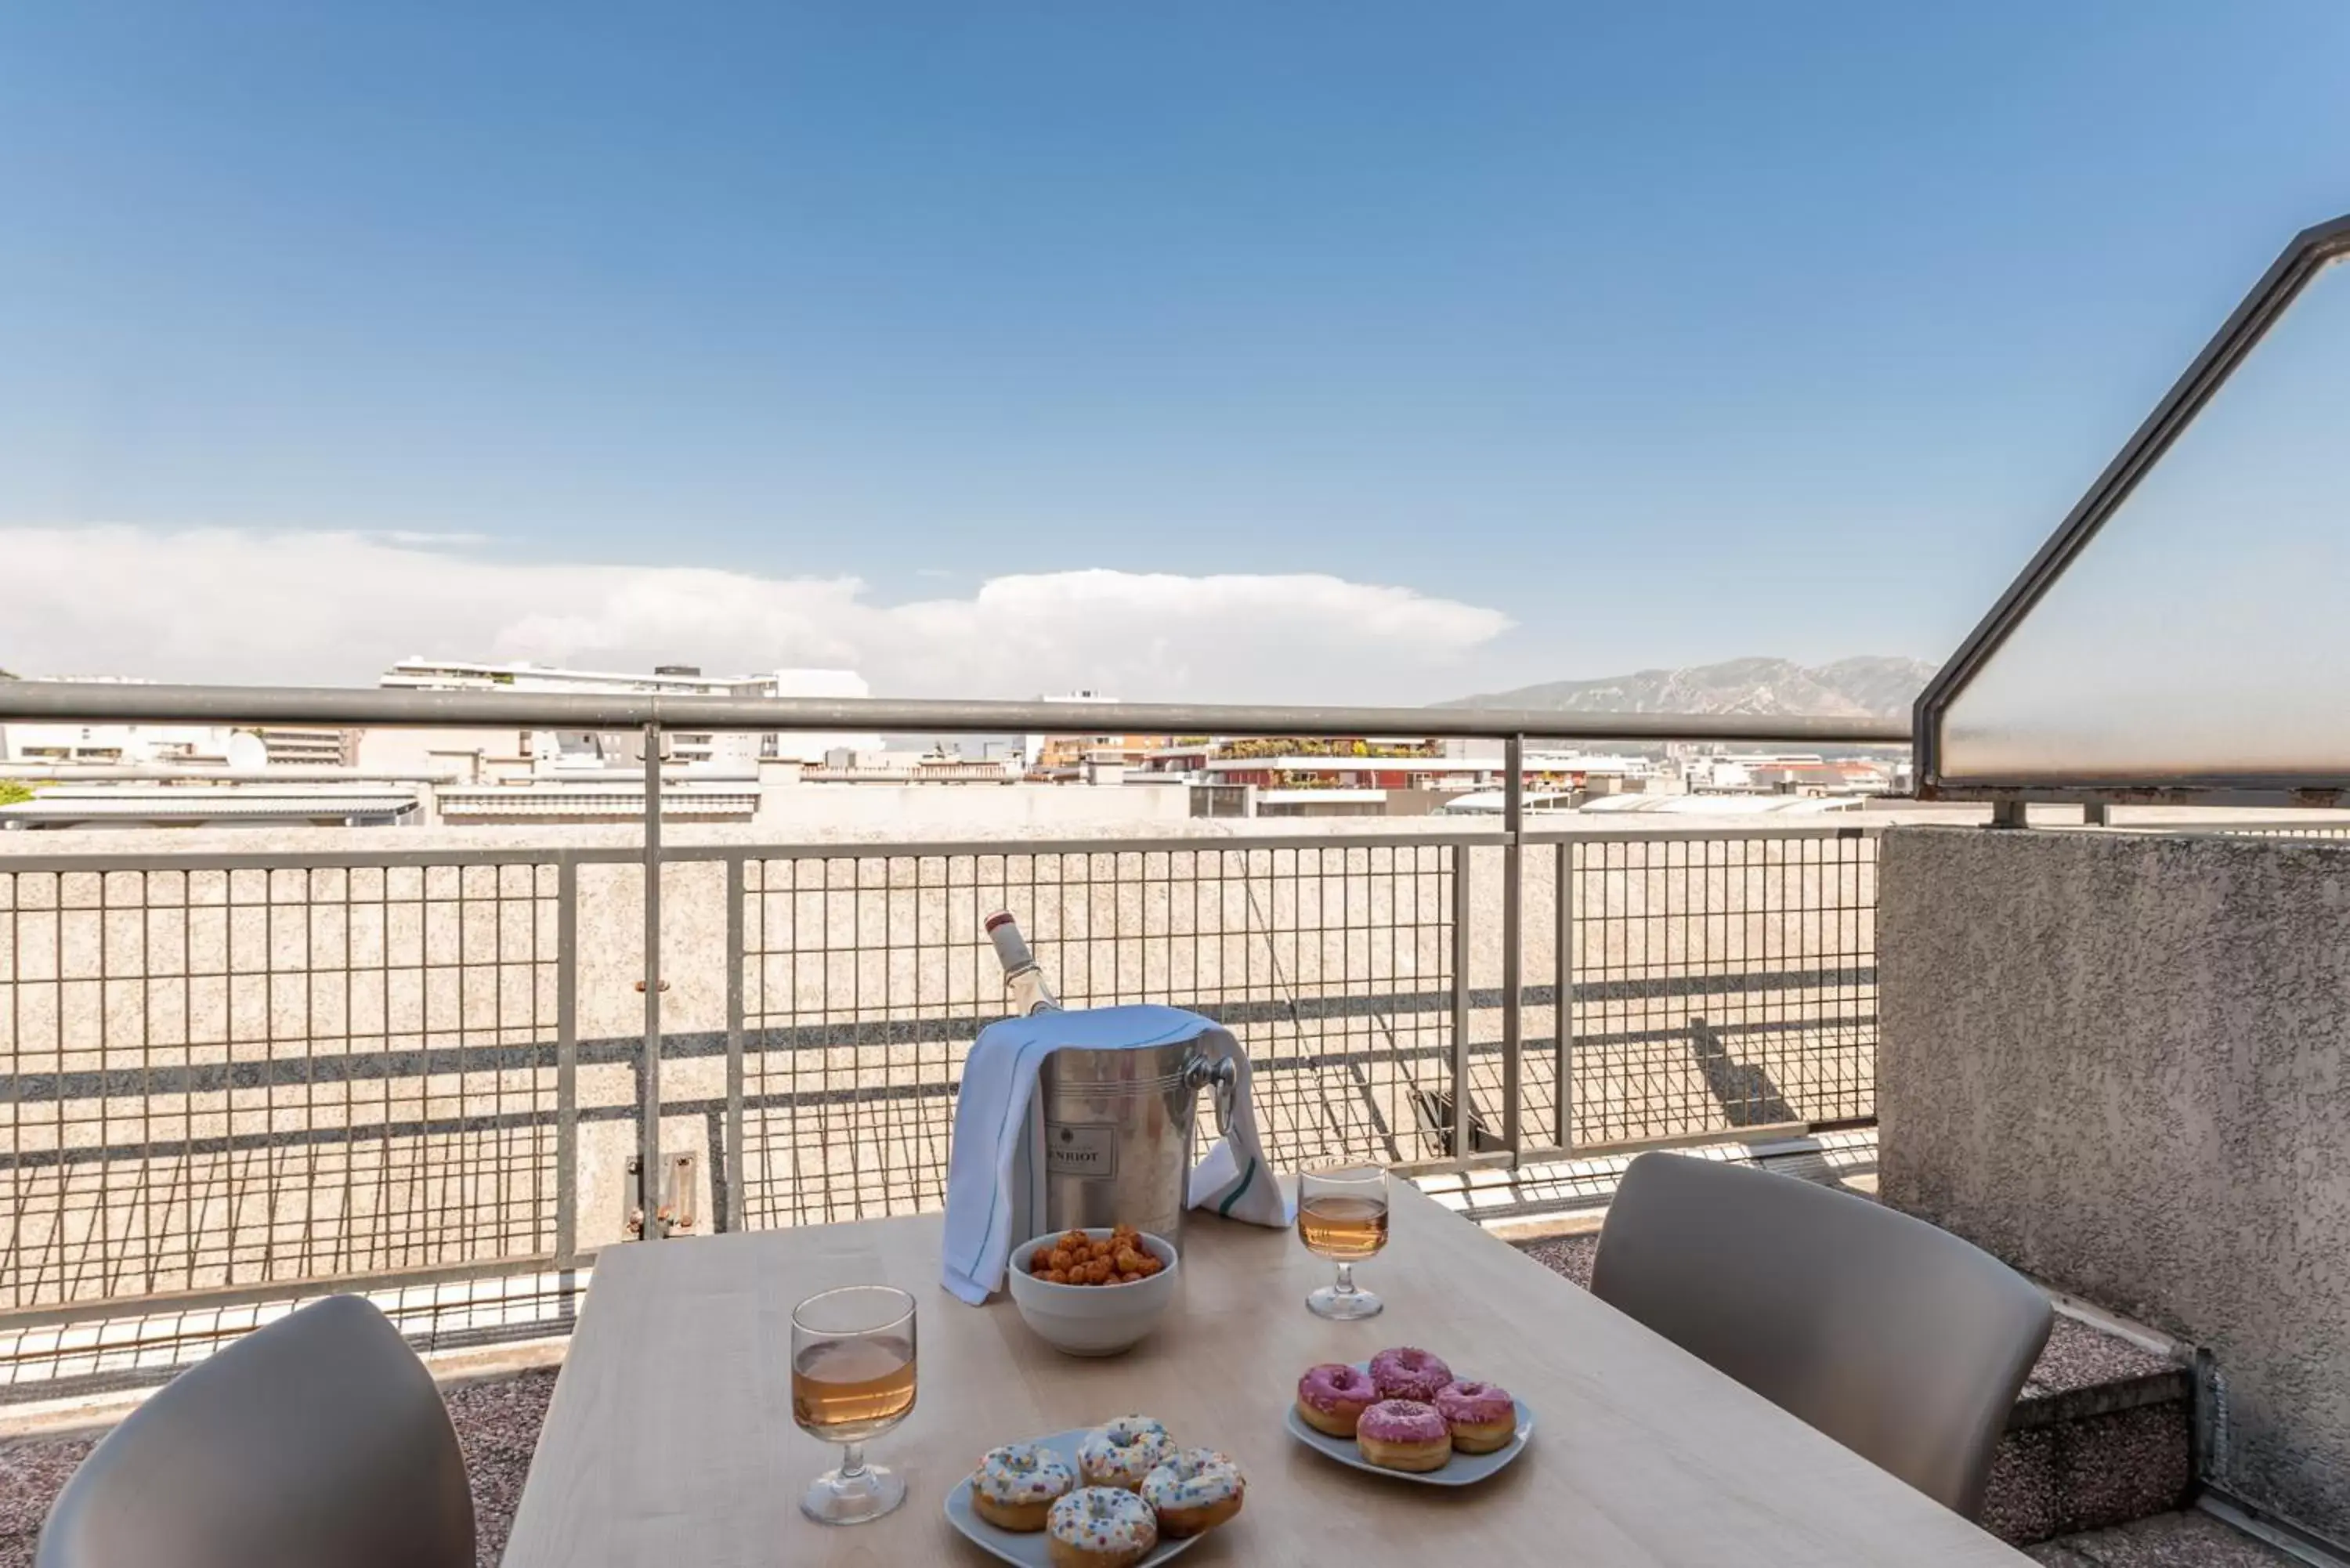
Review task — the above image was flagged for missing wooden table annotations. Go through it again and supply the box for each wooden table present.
[505,1183,2030,1566]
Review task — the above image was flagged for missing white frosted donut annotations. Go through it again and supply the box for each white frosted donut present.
[974,1442,1077,1507]
[1076,1414,1177,1490]
[1141,1447,1245,1536]
[1048,1486,1158,1564]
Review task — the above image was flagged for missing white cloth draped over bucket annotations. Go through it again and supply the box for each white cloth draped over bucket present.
[941,1004,1293,1305]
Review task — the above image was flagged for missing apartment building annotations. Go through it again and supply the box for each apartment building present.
[379,657,884,767]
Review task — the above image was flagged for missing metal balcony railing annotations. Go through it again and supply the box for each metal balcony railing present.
[0,680,1909,1393]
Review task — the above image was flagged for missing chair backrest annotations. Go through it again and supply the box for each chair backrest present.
[36,1295,474,1568]
[1590,1151,2051,1519]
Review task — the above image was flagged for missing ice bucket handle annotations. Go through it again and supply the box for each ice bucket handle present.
[1186,1056,1239,1137]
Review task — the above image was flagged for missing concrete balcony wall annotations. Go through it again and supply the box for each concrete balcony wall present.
[752,782,1193,829]
[1878,826,2350,1547]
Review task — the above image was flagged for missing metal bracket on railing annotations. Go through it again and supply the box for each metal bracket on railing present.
[624,1151,697,1238]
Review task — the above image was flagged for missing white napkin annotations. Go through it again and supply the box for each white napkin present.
[941,1004,1294,1306]
[1184,1028,1292,1228]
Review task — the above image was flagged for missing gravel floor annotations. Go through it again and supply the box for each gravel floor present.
[0,1436,95,1568]
[1515,1229,1601,1288]
[446,1369,559,1566]
[2027,1511,2305,1566]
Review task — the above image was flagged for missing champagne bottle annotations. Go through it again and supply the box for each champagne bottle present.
[984,912,1060,1015]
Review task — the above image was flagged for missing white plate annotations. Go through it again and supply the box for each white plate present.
[944,1427,1209,1566]
[1283,1365,1535,1487]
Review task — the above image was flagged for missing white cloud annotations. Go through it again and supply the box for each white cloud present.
[0,526,1513,703]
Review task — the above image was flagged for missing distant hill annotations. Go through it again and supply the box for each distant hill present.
[1441,656,1937,720]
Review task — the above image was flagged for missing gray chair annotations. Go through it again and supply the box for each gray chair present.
[37,1295,474,1568]
[1590,1151,2050,1519]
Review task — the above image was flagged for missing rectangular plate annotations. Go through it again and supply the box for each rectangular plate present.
[1284,1365,1535,1487]
[944,1428,1209,1566]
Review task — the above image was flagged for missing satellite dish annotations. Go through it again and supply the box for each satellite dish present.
[225,732,269,770]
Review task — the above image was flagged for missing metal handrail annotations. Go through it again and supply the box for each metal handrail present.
[1914,209,2350,800]
[0,678,1913,744]
[0,815,1885,1357]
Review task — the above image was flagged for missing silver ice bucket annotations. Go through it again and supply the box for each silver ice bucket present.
[1039,1042,1235,1252]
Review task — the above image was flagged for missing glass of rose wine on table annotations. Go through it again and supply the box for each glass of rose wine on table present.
[1297,1164,1390,1320]
[790,1285,918,1525]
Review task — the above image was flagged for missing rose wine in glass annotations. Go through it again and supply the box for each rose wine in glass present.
[791,1285,917,1524]
[1298,1165,1389,1319]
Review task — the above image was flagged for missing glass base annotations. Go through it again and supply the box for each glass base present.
[1307,1284,1384,1320]
[801,1463,906,1525]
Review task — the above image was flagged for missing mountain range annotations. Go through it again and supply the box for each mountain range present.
[1441,656,1937,720]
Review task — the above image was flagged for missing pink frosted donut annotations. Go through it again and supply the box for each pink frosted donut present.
[1358,1398,1448,1444]
[1368,1346,1452,1401]
[1295,1361,1376,1437]
[1434,1380,1514,1425]
[1296,1363,1376,1415]
[1356,1398,1451,1473]
[1434,1379,1517,1454]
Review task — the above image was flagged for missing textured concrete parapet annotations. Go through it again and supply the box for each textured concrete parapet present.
[1879,826,2350,1545]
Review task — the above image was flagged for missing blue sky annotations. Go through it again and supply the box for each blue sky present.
[3,2,2347,699]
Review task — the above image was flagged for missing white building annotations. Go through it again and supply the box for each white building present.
[253,727,356,768]
[0,783,421,829]
[378,659,883,768]
[1,720,230,767]
[0,677,233,768]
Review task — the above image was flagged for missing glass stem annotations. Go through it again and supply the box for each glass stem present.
[1334,1261,1357,1295]
[838,1441,868,1482]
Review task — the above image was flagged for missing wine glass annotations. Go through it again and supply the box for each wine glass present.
[1296,1164,1390,1320]
[790,1285,918,1525]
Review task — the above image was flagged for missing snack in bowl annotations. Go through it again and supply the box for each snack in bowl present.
[1077,1414,1179,1490]
[1047,1485,1159,1568]
[1368,1345,1453,1402]
[1294,1362,1378,1437]
[1029,1224,1166,1287]
[1434,1379,1518,1454]
[1141,1447,1245,1537]
[1356,1398,1453,1473]
[1008,1232,1180,1357]
[970,1440,1078,1532]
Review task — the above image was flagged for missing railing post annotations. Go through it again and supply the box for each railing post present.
[1555,838,1574,1152]
[555,856,579,1266]
[1449,840,1473,1160]
[725,853,746,1234]
[1501,735,1524,1158]
[639,722,666,1239]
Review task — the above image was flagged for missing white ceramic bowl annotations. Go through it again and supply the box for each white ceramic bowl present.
[1006,1228,1180,1357]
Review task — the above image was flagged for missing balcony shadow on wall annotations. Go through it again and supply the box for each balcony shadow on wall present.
[1687,1014,1797,1130]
